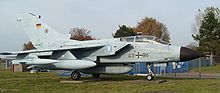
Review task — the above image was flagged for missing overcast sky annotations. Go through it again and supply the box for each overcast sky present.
[0,0,219,51]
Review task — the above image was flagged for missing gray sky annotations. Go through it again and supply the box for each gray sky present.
[0,0,219,51]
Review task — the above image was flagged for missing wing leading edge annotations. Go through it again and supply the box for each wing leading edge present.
[0,44,105,55]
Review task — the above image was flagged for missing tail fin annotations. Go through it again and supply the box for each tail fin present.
[16,13,72,49]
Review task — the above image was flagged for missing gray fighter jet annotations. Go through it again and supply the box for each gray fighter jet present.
[1,13,203,81]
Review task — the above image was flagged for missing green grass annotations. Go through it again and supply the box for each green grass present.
[189,65,220,73]
[1,64,220,93]
[0,60,4,69]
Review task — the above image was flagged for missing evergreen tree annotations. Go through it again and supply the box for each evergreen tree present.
[192,7,220,55]
[113,25,136,38]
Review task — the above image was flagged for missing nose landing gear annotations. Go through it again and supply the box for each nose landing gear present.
[146,64,154,81]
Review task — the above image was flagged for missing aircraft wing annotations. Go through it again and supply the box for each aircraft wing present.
[0,44,105,55]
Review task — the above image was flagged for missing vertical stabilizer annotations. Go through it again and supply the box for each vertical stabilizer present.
[16,13,73,49]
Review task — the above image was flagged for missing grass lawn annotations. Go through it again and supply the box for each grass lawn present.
[0,60,4,69]
[189,65,220,73]
[1,64,220,93]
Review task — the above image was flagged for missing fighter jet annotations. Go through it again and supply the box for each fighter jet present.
[0,13,204,81]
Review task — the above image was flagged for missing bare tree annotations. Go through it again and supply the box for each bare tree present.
[185,42,198,51]
[23,41,36,50]
[134,17,170,43]
[69,27,95,41]
[192,9,204,37]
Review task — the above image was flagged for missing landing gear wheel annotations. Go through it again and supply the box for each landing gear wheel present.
[71,71,81,80]
[146,75,154,81]
[92,74,100,78]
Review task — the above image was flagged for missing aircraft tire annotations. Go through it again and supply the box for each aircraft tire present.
[146,75,154,81]
[71,71,81,80]
[92,74,100,78]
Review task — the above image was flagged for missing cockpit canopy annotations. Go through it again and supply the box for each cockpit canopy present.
[119,35,168,44]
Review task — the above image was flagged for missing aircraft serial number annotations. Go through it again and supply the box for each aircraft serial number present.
[128,52,149,58]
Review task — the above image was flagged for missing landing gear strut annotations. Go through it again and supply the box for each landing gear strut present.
[71,70,81,80]
[146,64,154,81]
[30,66,38,73]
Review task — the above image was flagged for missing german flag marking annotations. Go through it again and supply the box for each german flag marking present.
[36,23,42,29]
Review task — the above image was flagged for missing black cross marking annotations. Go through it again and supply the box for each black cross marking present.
[135,52,141,58]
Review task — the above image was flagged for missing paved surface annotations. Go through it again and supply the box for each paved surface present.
[158,73,220,79]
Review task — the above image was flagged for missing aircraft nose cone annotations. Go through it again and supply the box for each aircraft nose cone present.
[180,47,205,62]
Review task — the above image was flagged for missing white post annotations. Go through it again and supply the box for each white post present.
[210,52,213,66]
[199,57,201,79]
[5,60,8,69]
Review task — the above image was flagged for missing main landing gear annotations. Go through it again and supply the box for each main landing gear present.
[70,70,101,80]
[71,70,81,80]
[146,64,154,81]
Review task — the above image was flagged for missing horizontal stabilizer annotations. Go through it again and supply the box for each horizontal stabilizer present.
[0,52,13,55]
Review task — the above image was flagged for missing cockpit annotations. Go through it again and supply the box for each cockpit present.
[119,35,169,44]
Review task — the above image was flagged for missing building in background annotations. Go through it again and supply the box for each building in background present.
[129,57,212,76]
[129,62,188,75]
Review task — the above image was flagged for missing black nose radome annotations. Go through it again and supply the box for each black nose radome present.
[180,47,204,62]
